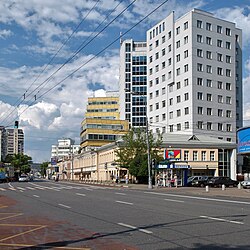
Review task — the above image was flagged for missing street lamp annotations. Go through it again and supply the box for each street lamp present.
[125,89,152,189]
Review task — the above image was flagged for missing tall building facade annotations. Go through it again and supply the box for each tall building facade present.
[147,9,242,142]
[51,138,79,161]
[6,128,24,156]
[119,39,147,128]
[0,126,7,161]
[80,91,129,151]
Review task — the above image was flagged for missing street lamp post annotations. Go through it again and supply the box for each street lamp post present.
[125,89,152,189]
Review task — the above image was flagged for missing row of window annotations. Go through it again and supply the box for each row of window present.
[183,150,215,162]
[197,20,232,36]
[197,92,232,104]
[87,109,118,113]
[197,107,232,117]
[197,34,232,49]
[197,49,231,63]
[197,64,232,76]
[88,101,118,105]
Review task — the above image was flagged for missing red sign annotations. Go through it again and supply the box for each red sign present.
[164,150,181,160]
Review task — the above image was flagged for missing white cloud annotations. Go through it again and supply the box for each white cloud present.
[0,29,13,39]
[214,6,250,47]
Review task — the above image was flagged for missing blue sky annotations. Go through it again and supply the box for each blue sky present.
[0,0,249,163]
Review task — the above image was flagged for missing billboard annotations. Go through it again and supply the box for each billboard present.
[164,149,181,160]
[237,127,250,154]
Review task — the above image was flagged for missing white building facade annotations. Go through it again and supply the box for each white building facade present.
[147,9,242,142]
[119,39,147,128]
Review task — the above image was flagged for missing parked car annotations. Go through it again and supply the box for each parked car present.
[207,177,238,187]
[187,176,204,187]
[18,174,29,182]
[241,180,250,189]
[192,176,213,187]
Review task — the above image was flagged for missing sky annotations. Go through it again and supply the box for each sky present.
[0,0,249,163]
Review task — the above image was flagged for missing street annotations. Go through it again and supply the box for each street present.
[0,180,250,249]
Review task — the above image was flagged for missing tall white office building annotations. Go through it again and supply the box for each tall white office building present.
[119,39,147,128]
[147,9,242,142]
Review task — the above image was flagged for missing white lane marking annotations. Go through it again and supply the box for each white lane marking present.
[115,192,126,196]
[19,190,23,192]
[9,188,16,191]
[16,187,25,190]
[83,187,93,191]
[0,188,6,191]
[145,192,250,205]
[26,187,35,190]
[33,195,40,198]
[164,198,184,203]
[200,215,244,225]
[118,223,153,234]
[116,200,133,205]
[58,204,71,209]
[76,193,86,196]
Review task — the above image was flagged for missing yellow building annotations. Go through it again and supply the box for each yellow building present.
[80,93,129,151]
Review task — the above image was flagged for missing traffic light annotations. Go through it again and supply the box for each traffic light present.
[152,159,156,168]
[14,121,19,128]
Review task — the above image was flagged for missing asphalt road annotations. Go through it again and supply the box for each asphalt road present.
[1,180,250,249]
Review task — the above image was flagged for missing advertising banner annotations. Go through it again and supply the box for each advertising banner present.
[238,127,250,154]
[164,149,181,160]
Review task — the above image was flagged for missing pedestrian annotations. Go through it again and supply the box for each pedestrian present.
[174,174,178,188]
[125,174,129,184]
[116,175,119,184]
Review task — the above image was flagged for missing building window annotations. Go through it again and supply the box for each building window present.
[162,113,166,121]
[197,121,203,129]
[210,151,215,161]
[168,44,171,52]
[168,58,172,66]
[176,68,180,76]
[207,65,212,73]
[176,26,180,35]
[149,80,153,87]
[197,34,202,43]
[206,51,212,59]
[226,124,232,132]
[184,64,188,72]
[177,109,181,117]
[155,40,159,47]
[202,151,206,161]
[206,22,212,31]
[168,71,172,79]
[155,77,159,85]
[207,93,212,101]
[207,108,212,116]
[176,40,180,48]
[162,61,165,69]
[197,92,203,100]
[217,39,222,47]
[162,48,166,56]
[218,81,223,89]
[197,63,203,72]
[197,49,203,57]
[184,93,189,101]
[184,107,189,115]
[218,95,223,103]
[217,53,223,62]
[206,37,212,45]
[149,105,153,111]
[184,50,188,58]
[218,123,223,131]
[168,31,171,39]
[198,106,203,115]
[226,55,231,63]
[162,100,166,107]
[207,122,212,130]
[162,35,166,43]
[184,21,188,30]
[169,125,174,132]
[149,68,153,75]
[184,151,189,161]
[226,41,231,49]
[193,151,198,161]
[197,20,202,28]
[197,78,203,86]
[156,90,159,97]
[169,84,173,92]
[226,96,231,104]
[207,79,212,87]
[218,109,223,117]
[169,98,173,105]
[162,87,166,95]
[184,35,188,44]
[217,67,223,75]
[217,25,222,34]
[176,81,181,89]
[226,28,231,36]
[226,110,232,117]
[176,54,180,62]
[162,74,166,82]
[155,52,159,60]
[184,122,189,129]
[156,115,159,122]
[177,123,181,131]
[226,69,231,77]
[226,82,231,90]
[169,111,173,119]
[184,78,189,86]
[177,95,181,103]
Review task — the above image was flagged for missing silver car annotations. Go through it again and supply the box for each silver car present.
[241,180,250,189]
[18,174,29,182]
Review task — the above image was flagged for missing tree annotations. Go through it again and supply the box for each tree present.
[115,128,163,180]
[4,153,32,174]
[40,162,49,177]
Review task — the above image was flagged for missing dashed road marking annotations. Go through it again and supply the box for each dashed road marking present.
[118,222,153,234]
[33,195,40,198]
[164,198,184,203]
[58,204,71,209]
[200,215,244,225]
[115,192,126,195]
[116,200,133,205]
[76,193,86,197]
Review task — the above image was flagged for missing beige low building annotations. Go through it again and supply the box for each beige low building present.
[50,133,237,185]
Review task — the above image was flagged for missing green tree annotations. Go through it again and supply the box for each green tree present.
[115,128,163,179]
[4,153,32,174]
[40,162,49,177]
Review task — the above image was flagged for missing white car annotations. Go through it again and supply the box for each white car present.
[18,174,29,182]
[241,180,250,189]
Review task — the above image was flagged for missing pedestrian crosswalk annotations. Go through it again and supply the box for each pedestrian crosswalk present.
[0,184,104,192]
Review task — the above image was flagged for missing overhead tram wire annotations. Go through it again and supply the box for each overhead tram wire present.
[1,0,124,127]
[5,0,169,128]
[0,0,101,126]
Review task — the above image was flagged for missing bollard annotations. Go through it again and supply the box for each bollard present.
[205,185,209,192]
[238,182,241,189]
[222,184,225,191]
